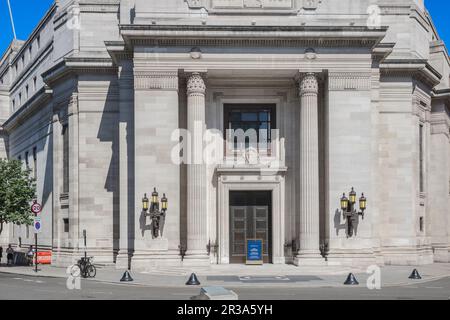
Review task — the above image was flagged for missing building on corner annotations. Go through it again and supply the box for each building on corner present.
[0,0,449,270]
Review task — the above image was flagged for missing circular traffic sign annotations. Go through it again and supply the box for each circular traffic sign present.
[70,265,81,277]
[35,222,41,230]
[31,202,42,214]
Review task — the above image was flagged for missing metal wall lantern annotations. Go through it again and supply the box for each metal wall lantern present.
[142,188,168,238]
[340,187,367,237]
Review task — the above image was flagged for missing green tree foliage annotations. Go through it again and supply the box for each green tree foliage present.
[0,159,36,235]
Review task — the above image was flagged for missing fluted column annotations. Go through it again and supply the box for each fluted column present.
[185,73,209,264]
[295,73,324,265]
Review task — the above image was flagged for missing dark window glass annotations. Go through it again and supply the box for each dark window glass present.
[63,124,69,193]
[419,124,424,192]
[33,147,37,180]
[63,218,69,233]
[224,104,276,153]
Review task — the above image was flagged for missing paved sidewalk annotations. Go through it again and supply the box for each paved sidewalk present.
[1,263,450,289]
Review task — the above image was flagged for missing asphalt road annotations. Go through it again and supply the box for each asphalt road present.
[0,272,449,300]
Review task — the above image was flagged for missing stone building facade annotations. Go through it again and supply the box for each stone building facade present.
[0,0,449,270]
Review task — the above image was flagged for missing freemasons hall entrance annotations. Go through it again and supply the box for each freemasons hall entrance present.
[229,191,273,264]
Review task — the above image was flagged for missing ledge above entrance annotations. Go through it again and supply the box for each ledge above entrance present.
[216,165,288,176]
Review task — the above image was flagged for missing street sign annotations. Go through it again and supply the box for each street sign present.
[34,217,42,234]
[31,202,42,214]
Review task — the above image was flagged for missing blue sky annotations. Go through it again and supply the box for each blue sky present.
[0,0,449,56]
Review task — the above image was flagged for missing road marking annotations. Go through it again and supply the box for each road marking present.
[12,277,46,284]
[91,291,113,295]
[425,287,443,289]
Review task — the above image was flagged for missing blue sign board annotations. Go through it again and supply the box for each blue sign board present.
[246,239,263,265]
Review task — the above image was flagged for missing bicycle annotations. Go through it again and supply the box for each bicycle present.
[77,256,96,278]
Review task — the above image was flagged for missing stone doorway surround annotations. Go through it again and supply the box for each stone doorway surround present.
[216,167,287,264]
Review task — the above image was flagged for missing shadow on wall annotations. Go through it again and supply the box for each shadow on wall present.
[333,209,360,238]
[42,126,53,219]
[333,209,347,236]
[139,211,167,239]
[96,80,120,263]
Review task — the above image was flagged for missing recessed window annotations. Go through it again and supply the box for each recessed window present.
[62,124,69,193]
[224,104,276,155]
[33,76,37,91]
[12,99,15,110]
[36,35,41,49]
[21,56,25,68]
[419,124,424,192]
[29,45,32,58]
[420,217,424,232]
[18,92,22,105]
[25,85,29,99]
[33,147,37,179]
[63,218,69,233]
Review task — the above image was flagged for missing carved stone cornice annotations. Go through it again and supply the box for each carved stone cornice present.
[2,86,53,132]
[105,41,134,64]
[134,70,178,91]
[120,25,388,50]
[187,72,206,95]
[42,57,116,87]
[328,72,371,91]
[380,60,442,89]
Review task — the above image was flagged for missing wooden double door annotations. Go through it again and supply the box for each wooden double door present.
[229,191,272,263]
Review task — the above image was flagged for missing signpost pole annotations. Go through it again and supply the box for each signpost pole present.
[31,200,42,273]
[83,230,87,260]
[34,211,38,273]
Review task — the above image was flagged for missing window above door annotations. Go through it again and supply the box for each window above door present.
[224,104,276,157]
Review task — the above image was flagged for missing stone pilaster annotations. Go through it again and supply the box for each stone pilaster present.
[429,105,450,262]
[185,72,209,265]
[51,112,62,257]
[116,59,134,269]
[132,68,181,269]
[68,93,80,252]
[295,73,324,265]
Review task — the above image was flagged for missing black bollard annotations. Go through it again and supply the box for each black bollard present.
[186,273,201,285]
[120,270,134,282]
[409,269,422,280]
[344,273,359,285]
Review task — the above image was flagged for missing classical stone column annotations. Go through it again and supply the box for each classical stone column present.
[185,73,209,264]
[295,73,324,265]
